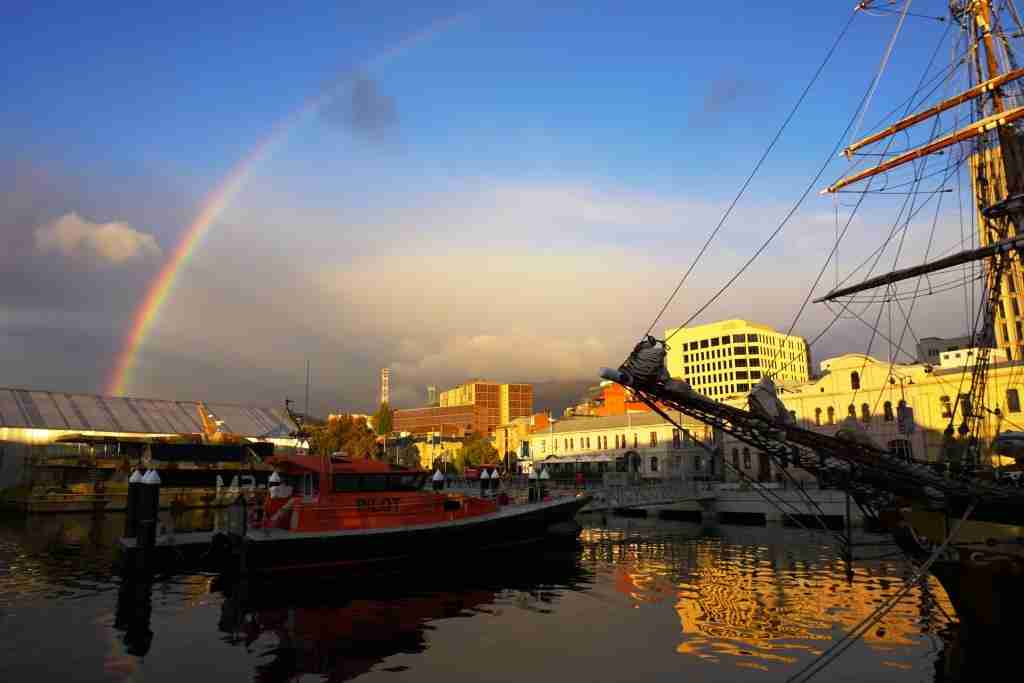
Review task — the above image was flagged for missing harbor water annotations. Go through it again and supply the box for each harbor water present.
[0,512,961,682]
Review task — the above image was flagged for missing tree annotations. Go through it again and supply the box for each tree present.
[373,401,394,435]
[309,414,377,459]
[394,443,422,469]
[459,432,499,469]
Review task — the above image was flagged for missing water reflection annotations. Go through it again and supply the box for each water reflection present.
[580,520,954,676]
[0,512,982,682]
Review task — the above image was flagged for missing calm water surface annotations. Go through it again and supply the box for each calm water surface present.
[0,512,959,682]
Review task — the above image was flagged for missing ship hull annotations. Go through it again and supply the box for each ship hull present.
[123,495,590,574]
[892,508,1024,630]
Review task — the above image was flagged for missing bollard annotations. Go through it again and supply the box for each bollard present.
[137,470,162,553]
[124,467,145,539]
[479,469,490,497]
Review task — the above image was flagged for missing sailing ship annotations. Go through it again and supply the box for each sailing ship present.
[603,0,1024,639]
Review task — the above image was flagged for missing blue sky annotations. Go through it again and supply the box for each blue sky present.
[1,1,977,411]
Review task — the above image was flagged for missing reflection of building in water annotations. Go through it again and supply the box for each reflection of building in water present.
[582,527,952,671]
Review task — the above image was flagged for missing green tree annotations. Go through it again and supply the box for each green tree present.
[459,432,499,469]
[309,414,377,459]
[373,401,394,435]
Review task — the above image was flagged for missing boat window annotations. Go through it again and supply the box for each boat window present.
[850,371,860,390]
[362,475,389,492]
[333,475,361,492]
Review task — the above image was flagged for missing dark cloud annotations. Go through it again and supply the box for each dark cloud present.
[702,77,747,115]
[323,76,398,139]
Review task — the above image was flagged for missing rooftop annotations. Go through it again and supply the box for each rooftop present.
[0,387,296,438]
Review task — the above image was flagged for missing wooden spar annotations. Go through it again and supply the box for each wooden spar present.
[813,234,1024,302]
[842,68,1024,158]
[822,105,1024,194]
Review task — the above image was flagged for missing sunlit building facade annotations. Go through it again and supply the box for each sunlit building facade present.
[719,350,1024,482]
[663,319,810,400]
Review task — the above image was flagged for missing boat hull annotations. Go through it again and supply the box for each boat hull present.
[124,495,591,574]
[891,507,1024,629]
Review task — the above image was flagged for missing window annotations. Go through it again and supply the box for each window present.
[1008,389,1021,413]
[694,454,702,470]
[742,447,751,469]
[711,337,719,346]
[734,334,746,342]
[848,404,856,418]
[827,407,835,425]
[672,429,681,448]
[749,358,761,366]
[634,434,638,448]
[883,401,893,421]
[735,346,747,355]
[748,346,759,354]
[815,407,822,425]
[650,432,658,447]
[750,371,761,380]
[539,440,546,453]
[721,335,730,344]
[861,403,870,423]
[700,339,709,348]
[732,447,739,469]
[789,410,797,422]
[940,395,952,418]
[650,456,659,472]
[736,371,748,380]
[850,371,860,390]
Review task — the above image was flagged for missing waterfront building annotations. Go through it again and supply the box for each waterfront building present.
[916,335,974,364]
[525,413,715,480]
[392,404,490,437]
[564,381,653,417]
[718,350,1024,482]
[663,319,811,400]
[0,386,299,492]
[413,433,465,471]
[493,412,551,463]
[423,379,533,434]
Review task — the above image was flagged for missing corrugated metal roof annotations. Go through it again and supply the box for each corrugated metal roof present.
[0,387,297,438]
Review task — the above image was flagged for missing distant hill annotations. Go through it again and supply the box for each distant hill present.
[530,379,595,417]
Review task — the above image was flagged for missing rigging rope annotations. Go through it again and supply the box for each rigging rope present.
[786,500,977,683]
[643,8,860,339]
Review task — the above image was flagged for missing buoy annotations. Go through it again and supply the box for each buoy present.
[268,471,282,484]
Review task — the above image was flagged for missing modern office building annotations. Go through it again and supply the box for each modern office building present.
[663,319,811,399]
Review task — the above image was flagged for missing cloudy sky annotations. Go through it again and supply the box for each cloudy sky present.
[1,2,980,415]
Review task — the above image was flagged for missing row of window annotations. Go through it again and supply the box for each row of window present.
[684,333,805,353]
[686,334,760,350]
[536,429,692,454]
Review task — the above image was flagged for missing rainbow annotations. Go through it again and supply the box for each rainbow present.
[106,13,467,396]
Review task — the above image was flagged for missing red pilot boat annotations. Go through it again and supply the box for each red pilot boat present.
[195,452,590,573]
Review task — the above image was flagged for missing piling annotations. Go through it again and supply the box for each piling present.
[123,468,144,539]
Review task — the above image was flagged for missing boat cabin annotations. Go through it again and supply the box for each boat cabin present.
[259,453,497,533]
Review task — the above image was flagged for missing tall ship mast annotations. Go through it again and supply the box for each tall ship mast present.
[603,0,1024,655]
